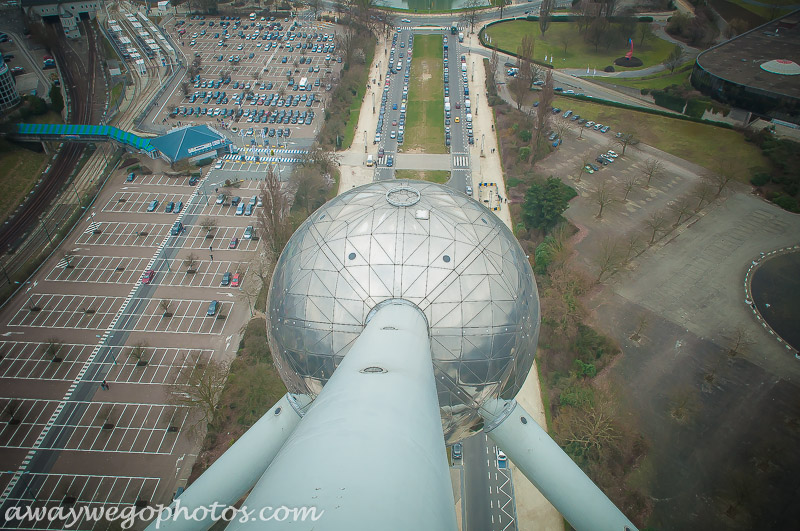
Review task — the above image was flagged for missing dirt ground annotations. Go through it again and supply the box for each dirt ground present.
[533,121,800,528]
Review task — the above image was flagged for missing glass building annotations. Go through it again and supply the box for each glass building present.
[0,55,20,112]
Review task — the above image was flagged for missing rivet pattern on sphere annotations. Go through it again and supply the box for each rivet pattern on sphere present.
[267,181,540,443]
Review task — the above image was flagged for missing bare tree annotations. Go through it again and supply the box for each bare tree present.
[727,326,753,358]
[307,0,323,19]
[46,338,63,363]
[199,217,217,238]
[539,0,555,35]
[4,399,20,425]
[638,22,655,47]
[462,0,483,34]
[623,231,643,261]
[183,253,199,273]
[128,341,149,366]
[621,176,638,200]
[593,179,617,219]
[559,30,571,54]
[630,312,649,341]
[61,251,75,269]
[611,132,636,157]
[552,115,573,141]
[705,161,738,197]
[641,158,663,188]
[576,158,592,182]
[533,69,555,153]
[258,167,293,265]
[644,210,669,244]
[170,354,229,430]
[594,236,623,282]
[510,34,535,111]
[489,47,499,83]
[692,182,715,211]
[160,299,174,318]
[555,394,620,454]
[669,199,694,226]
[239,270,262,317]
[664,44,683,73]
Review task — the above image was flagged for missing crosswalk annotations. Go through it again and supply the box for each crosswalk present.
[237,148,308,155]
[84,222,101,235]
[452,155,469,169]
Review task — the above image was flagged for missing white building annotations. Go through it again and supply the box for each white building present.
[21,0,102,39]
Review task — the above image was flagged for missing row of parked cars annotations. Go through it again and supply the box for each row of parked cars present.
[584,150,619,174]
[375,33,412,147]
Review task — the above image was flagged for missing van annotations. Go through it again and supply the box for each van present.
[366,154,374,167]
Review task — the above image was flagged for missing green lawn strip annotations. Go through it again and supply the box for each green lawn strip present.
[109,83,124,108]
[553,96,768,175]
[28,111,64,125]
[406,34,446,154]
[395,169,450,184]
[0,140,48,221]
[484,20,674,71]
[725,0,793,20]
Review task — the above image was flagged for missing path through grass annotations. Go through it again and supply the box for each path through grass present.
[406,34,446,154]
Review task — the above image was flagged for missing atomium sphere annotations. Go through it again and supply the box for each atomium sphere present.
[266,181,540,443]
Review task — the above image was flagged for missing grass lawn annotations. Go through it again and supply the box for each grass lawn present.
[26,111,64,125]
[406,34,446,154]
[109,83,124,108]
[589,63,693,91]
[0,140,48,221]
[395,169,450,184]
[484,21,675,71]
[552,96,769,175]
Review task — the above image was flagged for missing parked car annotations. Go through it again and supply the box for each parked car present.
[142,269,155,284]
[231,273,241,287]
[453,443,462,460]
[147,200,159,212]
[221,272,232,286]
[207,300,219,316]
[126,173,136,182]
[243,226,253,239]
[171,222,183,235]
[229,237,239,249]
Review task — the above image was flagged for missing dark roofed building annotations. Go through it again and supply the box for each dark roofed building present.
[148,125,231,163]
[692,10,800,123]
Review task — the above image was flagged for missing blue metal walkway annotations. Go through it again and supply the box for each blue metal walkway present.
[16,123,157,154]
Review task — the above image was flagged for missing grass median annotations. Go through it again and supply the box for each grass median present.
[406,34,446,154]
[0,140,49,221]
[395,169,450,184]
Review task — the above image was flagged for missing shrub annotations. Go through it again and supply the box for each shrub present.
[519,129,532,142]
[772,194,799,212]
[750,172,770,187]
[604,65,615,72]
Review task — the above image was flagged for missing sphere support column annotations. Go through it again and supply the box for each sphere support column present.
[228,301,458,530]
[480,399,637,531]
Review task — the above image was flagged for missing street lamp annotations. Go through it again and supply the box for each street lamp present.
[364,131,367,153]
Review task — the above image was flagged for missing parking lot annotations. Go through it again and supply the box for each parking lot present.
[0,162,262,527]
[163,14,342,141]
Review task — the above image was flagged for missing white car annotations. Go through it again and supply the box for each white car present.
[496,449,507,464]
[215,161,223,169]
[401,18,411,23]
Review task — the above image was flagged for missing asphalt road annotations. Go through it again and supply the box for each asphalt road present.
[463,431,518,531]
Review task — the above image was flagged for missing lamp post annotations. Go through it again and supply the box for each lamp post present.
[364,131,367,153]
[372,92,375,114]
[481,134,485,158]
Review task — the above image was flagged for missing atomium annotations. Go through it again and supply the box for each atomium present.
[267,181,540,443]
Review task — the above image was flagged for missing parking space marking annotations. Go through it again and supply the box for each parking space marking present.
[148,259,250,287]
[102,192,188,213]
[1,472,159,530]
[0,398,190,454]
[46,256,151,284]
[0,341,213,385]
[126,297,233,334]
[75,221,171,247]
[134,174,194,187]
[9,294,123,330]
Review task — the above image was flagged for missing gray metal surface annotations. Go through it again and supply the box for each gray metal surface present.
[267,181,540,443]
[231,302,457,530]
[481,399,637,531]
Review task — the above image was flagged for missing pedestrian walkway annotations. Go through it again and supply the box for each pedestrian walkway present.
[452,154,469,168]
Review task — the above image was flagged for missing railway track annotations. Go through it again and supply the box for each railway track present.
[0,19,96,259]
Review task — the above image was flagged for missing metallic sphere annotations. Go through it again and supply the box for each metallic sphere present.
[267,181,540,443]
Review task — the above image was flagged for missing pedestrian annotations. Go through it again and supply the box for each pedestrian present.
[101,380,109,390]
[210,254,214,262]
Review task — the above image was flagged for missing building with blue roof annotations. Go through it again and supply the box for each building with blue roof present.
[148,125,231,163]
[12,123,231,164]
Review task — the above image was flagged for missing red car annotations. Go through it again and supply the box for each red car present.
[231,273,241,287]
[229,237,239,249]
[142,269,155,284]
